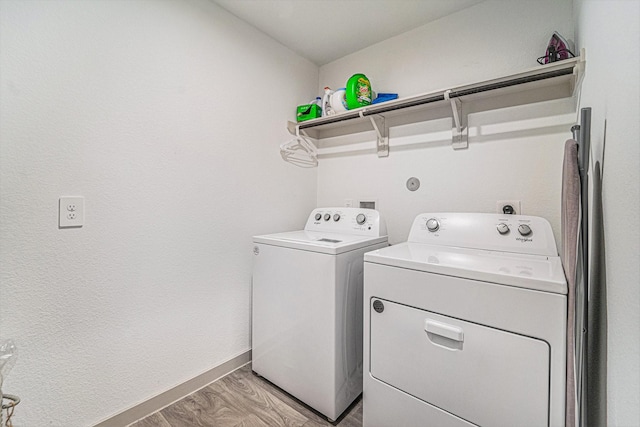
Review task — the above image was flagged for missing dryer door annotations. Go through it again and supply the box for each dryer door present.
[369,298,550,427]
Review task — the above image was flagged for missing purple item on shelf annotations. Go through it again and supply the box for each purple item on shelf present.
[538,32,575,65]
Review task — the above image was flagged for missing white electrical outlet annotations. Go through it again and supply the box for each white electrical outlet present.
[497,200,521,215]
[59,196,84,228]
[345,199,353,207]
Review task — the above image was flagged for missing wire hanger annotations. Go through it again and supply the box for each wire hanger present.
[280,128,318,168]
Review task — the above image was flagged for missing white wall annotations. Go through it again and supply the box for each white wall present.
[317,0,575,244]
[574,1,640,425]
[319,1,573,97]
[0,1,318,425]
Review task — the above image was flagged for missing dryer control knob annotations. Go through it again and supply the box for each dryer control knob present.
[518,224,532,236]
[497,223,510,235]
[324,213,331,221]
[426,218,440,232]
[315,213,322,221]
[356,213,367,225]
[333,214,341,222]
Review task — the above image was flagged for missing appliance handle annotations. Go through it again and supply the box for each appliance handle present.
[424,319,464,342]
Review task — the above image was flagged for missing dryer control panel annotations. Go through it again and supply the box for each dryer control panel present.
[305,207,387,237]
[407,212,558,256]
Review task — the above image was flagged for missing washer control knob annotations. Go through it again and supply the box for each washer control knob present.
[497,223,510,235]
[518,224,532,236]
[324,213,331,221]
[426,218,440,232]
[356,213,367,225]
[333,214,341,222]
[315,213,322,221]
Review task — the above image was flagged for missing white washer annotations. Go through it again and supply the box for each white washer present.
[252,207,388,421]
[363,213,567,427]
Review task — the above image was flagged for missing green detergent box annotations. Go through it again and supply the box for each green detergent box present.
[296,104,322,122]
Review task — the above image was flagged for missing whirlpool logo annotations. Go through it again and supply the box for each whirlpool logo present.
[516,237,533,243]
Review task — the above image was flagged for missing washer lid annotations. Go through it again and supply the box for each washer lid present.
[254,230,388,255]
[364,242,567,294]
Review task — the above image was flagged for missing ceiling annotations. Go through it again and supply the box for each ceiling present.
[211,0,484,66]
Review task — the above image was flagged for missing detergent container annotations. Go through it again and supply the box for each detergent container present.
[296,97,322,122]
[322,87,335,116]
[330,88,348,113]
[345,73,372,109]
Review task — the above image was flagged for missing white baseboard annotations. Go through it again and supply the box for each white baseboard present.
[94,349,252,427]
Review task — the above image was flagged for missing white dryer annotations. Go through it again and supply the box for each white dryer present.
[252,207,388,421]
[363,213,567,427]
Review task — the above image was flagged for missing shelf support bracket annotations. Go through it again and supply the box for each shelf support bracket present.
[360,111,389,157]
[444,90,468,150]
[287,121,298,136]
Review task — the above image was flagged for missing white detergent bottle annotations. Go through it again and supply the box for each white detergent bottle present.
[330,88,348,113]
[322,87,335,116]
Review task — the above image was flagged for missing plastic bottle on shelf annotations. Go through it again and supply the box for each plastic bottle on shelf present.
[322,87,335,116]
[345,73,372,109]
[330,88,348,113]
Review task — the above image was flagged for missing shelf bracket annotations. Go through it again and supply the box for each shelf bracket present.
[444,90,468,150]
[287,120,298,136]
[360,111,389,157]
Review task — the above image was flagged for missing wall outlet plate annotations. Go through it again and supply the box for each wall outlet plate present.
[59,196,84,228]
[497,200,521,215]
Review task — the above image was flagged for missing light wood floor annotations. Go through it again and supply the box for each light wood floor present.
[129,363,362,427]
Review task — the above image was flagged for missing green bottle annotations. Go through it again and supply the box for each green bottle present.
[345,73,372,110]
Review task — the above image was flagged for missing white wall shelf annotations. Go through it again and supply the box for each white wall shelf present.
[287,52,584,157]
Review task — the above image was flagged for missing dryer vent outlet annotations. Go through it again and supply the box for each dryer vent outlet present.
[359,200,377,210]
[497,200,521,215]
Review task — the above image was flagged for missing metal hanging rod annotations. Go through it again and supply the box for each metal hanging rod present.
[448,68,574,98]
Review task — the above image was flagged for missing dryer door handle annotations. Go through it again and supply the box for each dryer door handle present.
[425,319,464,342]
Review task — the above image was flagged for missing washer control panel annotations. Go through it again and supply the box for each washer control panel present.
[305,207,387,237]
[409,212,558,256]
